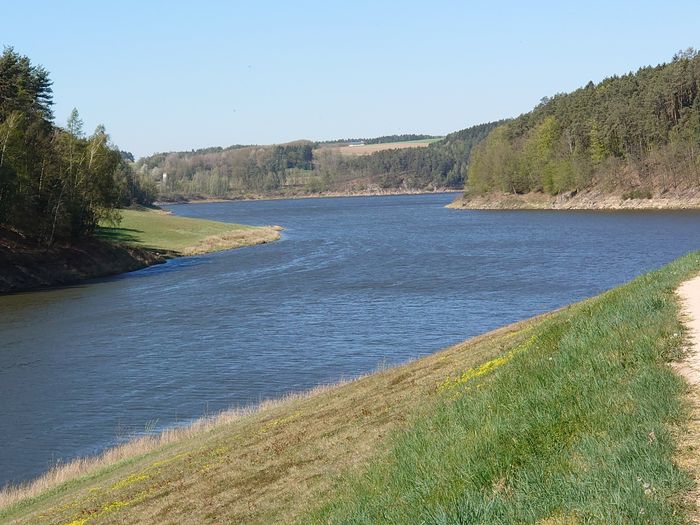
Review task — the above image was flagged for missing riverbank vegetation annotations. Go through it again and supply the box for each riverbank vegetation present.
[135,122,501,200]
[0,48,280,292]
[0,47,164,293]
[0,47,156,245]
[2,251,699,523]
[454,49,700,208]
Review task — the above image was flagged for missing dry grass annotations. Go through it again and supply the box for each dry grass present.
[4,259,700,523]
[676,383,700,523]
[0,382,341,513]
[181,225,281,256]
[0,315,543,524]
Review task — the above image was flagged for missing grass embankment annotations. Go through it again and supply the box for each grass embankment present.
[2,253,700,523]
[98,208,281,256]
[0,228,162,294]
[0,208,280,294]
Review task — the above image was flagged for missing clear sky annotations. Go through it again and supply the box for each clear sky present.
[4,1,700,158]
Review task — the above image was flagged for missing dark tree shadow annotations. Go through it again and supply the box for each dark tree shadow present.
[96,227,143,245]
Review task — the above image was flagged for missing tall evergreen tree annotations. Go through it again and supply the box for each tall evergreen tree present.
[0,48,148,243]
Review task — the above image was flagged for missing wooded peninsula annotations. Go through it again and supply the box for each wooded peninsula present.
[0,47,277,292]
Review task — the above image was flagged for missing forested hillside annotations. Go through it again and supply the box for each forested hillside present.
[464,49,700,201]
[0,48,154,243]
[136,122,501,200]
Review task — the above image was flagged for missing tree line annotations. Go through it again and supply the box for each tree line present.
[467,48,700,197]
[0,48,154,243]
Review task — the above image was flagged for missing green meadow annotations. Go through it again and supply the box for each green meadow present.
[98,208,280,255]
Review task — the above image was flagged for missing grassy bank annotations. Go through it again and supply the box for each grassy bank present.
[1,252,699,523]
[98,208,281,256]
[309,254,699,523]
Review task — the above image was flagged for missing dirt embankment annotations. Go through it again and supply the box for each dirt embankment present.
[448,188,700,210]
[0,229,166,294]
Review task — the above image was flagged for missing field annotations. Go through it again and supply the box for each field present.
[327,137,442,156]
[1,251,699,523]
[98,208,281,255]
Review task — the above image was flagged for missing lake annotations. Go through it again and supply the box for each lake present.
[1,193,699,486]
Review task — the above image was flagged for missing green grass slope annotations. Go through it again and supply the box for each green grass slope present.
[2,252,699,524]
[308,253,700,524]
[98,208,280,255]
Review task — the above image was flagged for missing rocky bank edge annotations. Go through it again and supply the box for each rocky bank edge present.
[448,188,700,210]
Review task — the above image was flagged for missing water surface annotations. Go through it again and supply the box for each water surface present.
[1,193,699,485]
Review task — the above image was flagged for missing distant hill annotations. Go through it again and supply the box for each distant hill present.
[459,49,700,205]
[135,124,502,200]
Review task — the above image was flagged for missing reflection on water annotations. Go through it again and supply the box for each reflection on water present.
[1,193,699,485]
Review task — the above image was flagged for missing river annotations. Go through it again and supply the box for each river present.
[1,193,700,486]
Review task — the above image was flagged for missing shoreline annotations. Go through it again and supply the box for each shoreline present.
[0,232,167,295]
[447,189,700,211]
[4,252,700,522]
[156,188,461,206]
[0,309,550,515]
[0,212,281,295]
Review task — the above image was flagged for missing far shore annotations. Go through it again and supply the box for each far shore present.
[156,188,461,206]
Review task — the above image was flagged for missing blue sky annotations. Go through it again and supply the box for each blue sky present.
[4,1,700,158]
